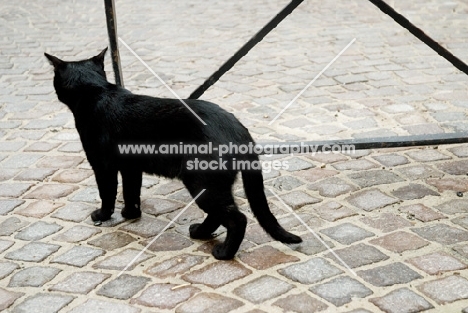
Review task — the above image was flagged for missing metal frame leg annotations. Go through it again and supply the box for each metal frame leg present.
[104,0,124,87]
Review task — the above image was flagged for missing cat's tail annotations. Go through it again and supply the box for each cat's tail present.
[241,168,302,244]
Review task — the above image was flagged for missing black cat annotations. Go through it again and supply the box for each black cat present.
[44,48,301,259]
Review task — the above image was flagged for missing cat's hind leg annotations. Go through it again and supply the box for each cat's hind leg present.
[185,184,247,260]
[212,202,247,260]
[120,169,143,219]
[189,213,221,240]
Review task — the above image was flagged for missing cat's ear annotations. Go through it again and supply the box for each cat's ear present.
[93,47,108,65]
[44,53,64,68]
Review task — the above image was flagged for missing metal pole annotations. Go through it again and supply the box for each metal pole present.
[189,0,304,99]
[256,132,468,155]
[104,0,124,87]
[368,0,468,76]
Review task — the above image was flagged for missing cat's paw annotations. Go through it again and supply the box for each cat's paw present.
[121,207,141,219]
[91,209,112,222]
[212,243,235,260]
[189,223,213,240]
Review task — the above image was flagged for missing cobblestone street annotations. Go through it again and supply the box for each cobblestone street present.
[1,0,468,312]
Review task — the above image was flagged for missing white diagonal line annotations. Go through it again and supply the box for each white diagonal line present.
[118,38,207,126]
[118,189,206,276]
[269,38,356,125]
[269,188,357,276]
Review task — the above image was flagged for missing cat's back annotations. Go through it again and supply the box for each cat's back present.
[112,94,235,125]
[111,94,252,144]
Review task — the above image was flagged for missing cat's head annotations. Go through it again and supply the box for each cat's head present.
[44,48,108,108]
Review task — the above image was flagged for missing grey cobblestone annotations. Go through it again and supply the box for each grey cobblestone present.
[68,187,99,203]
[412,224,468,245]
[360,213,412,233]
[268,176,304,191]
[278,257,342,284]
[53,225,101,243]
[278,190,321,209]
[314,201,357,222]
[372,154,409,167]
[0,287,23,311]
[310,276,373,307]
[182,261,252,288]
[308,177,357,197]
[370,231,429,253]
[418,276,468,304]
[15,221,63,241]
[57,142,83,153]
[439,160,468,175]
[176,293,244,313]
[348,170,404,188]
[132,283,200,309]
[427,177,468,192]
[14,168,56,182]
[273,293,328,313]
[8,266,61,287]
[52,169,92,184]
[145,254,208,278]
[119,216,168,238]
[285,235,328,256]
[406,149,451,162]
[0,217,29,236]
[24,184,78,200]
[283,157,314,171]
[5,242,60,262]
[50,271,110,294]
[392,183,440,200]
[12,293,74,313]
[453,216,468,230]
[142,198,184,215]
[51,246,104,267]
[87,232,135,250]
[234,275,294,304]
[399,203,446,222]
[357,262,422,287]
[0,154,42,168]
[168,189,193,202]
[0,183,33,197]
[320,223,374,245]
[449,145,468,157]
[69,299,140,313]
[407,251,467,275]
[238,246,299,270]
[0,262,19,280]
[144,232,193,252]
[51,202,95,222]
[346,189,398,212]
[369,288,434,313]
[97,274,150,300]
[436,199,468,215]
[0,199,24,215]
[0,169,20,181]
[0,239,13,254]
[93,249,153,271]
[333,159,379,171]
[24,142,60,152]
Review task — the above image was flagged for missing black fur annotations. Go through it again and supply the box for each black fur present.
[45,48,301,259]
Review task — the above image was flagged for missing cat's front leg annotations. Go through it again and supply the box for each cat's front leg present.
[120,169,143,219]
[91,167,118,222]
